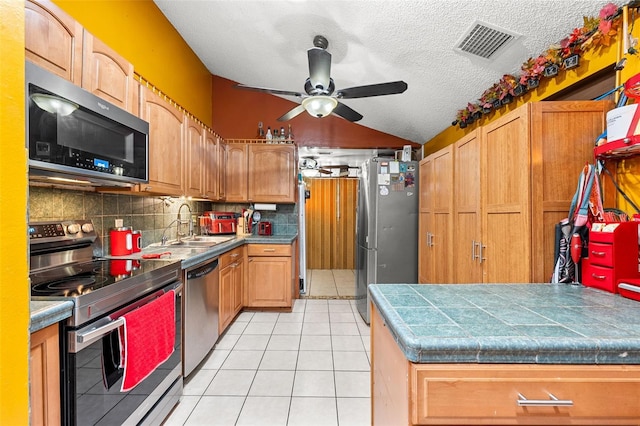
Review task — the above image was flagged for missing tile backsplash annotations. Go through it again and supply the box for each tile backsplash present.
[29,186,299,256]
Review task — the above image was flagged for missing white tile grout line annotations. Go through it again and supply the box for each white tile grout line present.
[174,298,369,425]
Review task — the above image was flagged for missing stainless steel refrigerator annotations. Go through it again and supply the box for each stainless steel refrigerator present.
[355,158,419,323]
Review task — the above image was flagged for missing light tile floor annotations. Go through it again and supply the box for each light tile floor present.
[163,298,371,426]
[305,269,356,298]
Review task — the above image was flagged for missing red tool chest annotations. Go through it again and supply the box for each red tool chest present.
[582,221,640,293]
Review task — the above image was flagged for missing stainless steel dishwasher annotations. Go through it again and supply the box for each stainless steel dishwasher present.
[183,257,219,377]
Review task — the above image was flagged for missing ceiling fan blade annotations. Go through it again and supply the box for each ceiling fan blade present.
[333,102,363,122]
[234,83,303,98]
[337,81,408,99]
[308,47,331,91]
[277,104,306,122]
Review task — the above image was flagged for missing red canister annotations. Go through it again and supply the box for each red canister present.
[131,230,142,253]
[110,226,133,256]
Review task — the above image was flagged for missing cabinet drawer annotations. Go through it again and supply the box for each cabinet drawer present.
[587,242,613,267]
[582,262,616,293]
[247,244,291,257]
[411,364,640,425]
[220,247,244,269]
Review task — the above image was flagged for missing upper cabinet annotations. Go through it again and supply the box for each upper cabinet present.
[224,144,249,202]
[25,0,137,114]
[139,85,184,196]
[248,145,296,203]
[81,32,137,113]
[184,116,205,198]
[204,131,222,201]
[25,0,83,85]
[224,143,297,203]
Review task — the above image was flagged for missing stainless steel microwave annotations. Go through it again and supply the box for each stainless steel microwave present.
[25,61,149,187]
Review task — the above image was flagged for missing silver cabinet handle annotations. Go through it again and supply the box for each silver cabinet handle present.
[77,318,124,343]
[471,240,477,260]
[517,393,573,407]
[478,242,486,264]
[429,233,434,247]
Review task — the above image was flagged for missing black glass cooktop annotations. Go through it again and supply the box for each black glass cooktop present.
[30,258,176,297]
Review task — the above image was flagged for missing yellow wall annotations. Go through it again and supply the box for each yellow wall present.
[424,18,640,216]
[424,42,620,155]
[0,1,29,424]
[54,0,213,127]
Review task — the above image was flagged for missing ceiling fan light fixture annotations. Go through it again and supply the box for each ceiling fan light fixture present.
[302,96,337,118]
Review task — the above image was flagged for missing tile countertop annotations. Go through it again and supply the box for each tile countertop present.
[369,283,640,365]
[30,234,297,330]
[30,300,74,333]
[107,234,298,270]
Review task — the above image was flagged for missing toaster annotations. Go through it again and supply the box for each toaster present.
[205,211,237,234]
[258,221,273,236]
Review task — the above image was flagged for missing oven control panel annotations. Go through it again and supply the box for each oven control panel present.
[29,219,96,241]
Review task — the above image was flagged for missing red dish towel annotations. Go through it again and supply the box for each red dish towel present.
[118,289,175,392]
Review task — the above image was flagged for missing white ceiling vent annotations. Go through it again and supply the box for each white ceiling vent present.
[455,21,520,60]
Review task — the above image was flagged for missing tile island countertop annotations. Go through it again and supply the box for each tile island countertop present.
[369,283,640,365]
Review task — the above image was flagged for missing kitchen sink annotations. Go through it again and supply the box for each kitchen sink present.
[147,235,235,249]
[188,235,235,244]
[168,240,218,247]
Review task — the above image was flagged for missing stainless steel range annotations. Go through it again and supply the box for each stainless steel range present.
[29,219,183,426]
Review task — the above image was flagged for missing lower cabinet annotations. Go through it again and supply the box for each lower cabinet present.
[219,246,244,334]
[371,305,640,426]
[30,324,61,426]
[246,244,292,308]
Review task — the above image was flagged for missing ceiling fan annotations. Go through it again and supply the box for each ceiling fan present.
[300,157,352,175]
[234,35,408,122]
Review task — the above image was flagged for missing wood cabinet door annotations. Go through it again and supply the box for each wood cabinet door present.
[418,212,430,284]
[246,257,292,307]
[224,144,248,202]
[454,130,483,283]
[431,146,454,283]
[25,0,83,85]
[218,139,227,200]
[418,157,433,283]
[30,324,61,426]
[81,31,136,113]
[219,264,234,334]
[481,105,531,283]
[139,86,184,195]
[204,130,220,200]
[184,116,204,198]
[232,257,244,314]
[248,145,296,203]
[529,101,613,282]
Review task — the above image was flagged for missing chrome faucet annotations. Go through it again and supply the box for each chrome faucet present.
[177,202,193,243]
[160,219,180,246]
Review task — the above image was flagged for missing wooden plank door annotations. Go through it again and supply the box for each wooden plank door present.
[431,146,454,283]
[305,178,358,269]
[453,129,483,283]
[481,105,531,283]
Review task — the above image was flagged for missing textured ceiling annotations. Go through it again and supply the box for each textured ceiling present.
[154,0,622,145]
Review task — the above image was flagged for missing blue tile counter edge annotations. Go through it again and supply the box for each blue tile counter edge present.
[368,283,640,365]
[30,300,74,333]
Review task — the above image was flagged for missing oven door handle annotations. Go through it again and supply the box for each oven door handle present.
[76,318,125,344]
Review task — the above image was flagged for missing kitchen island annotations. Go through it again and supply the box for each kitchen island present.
[369,283,640,425]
